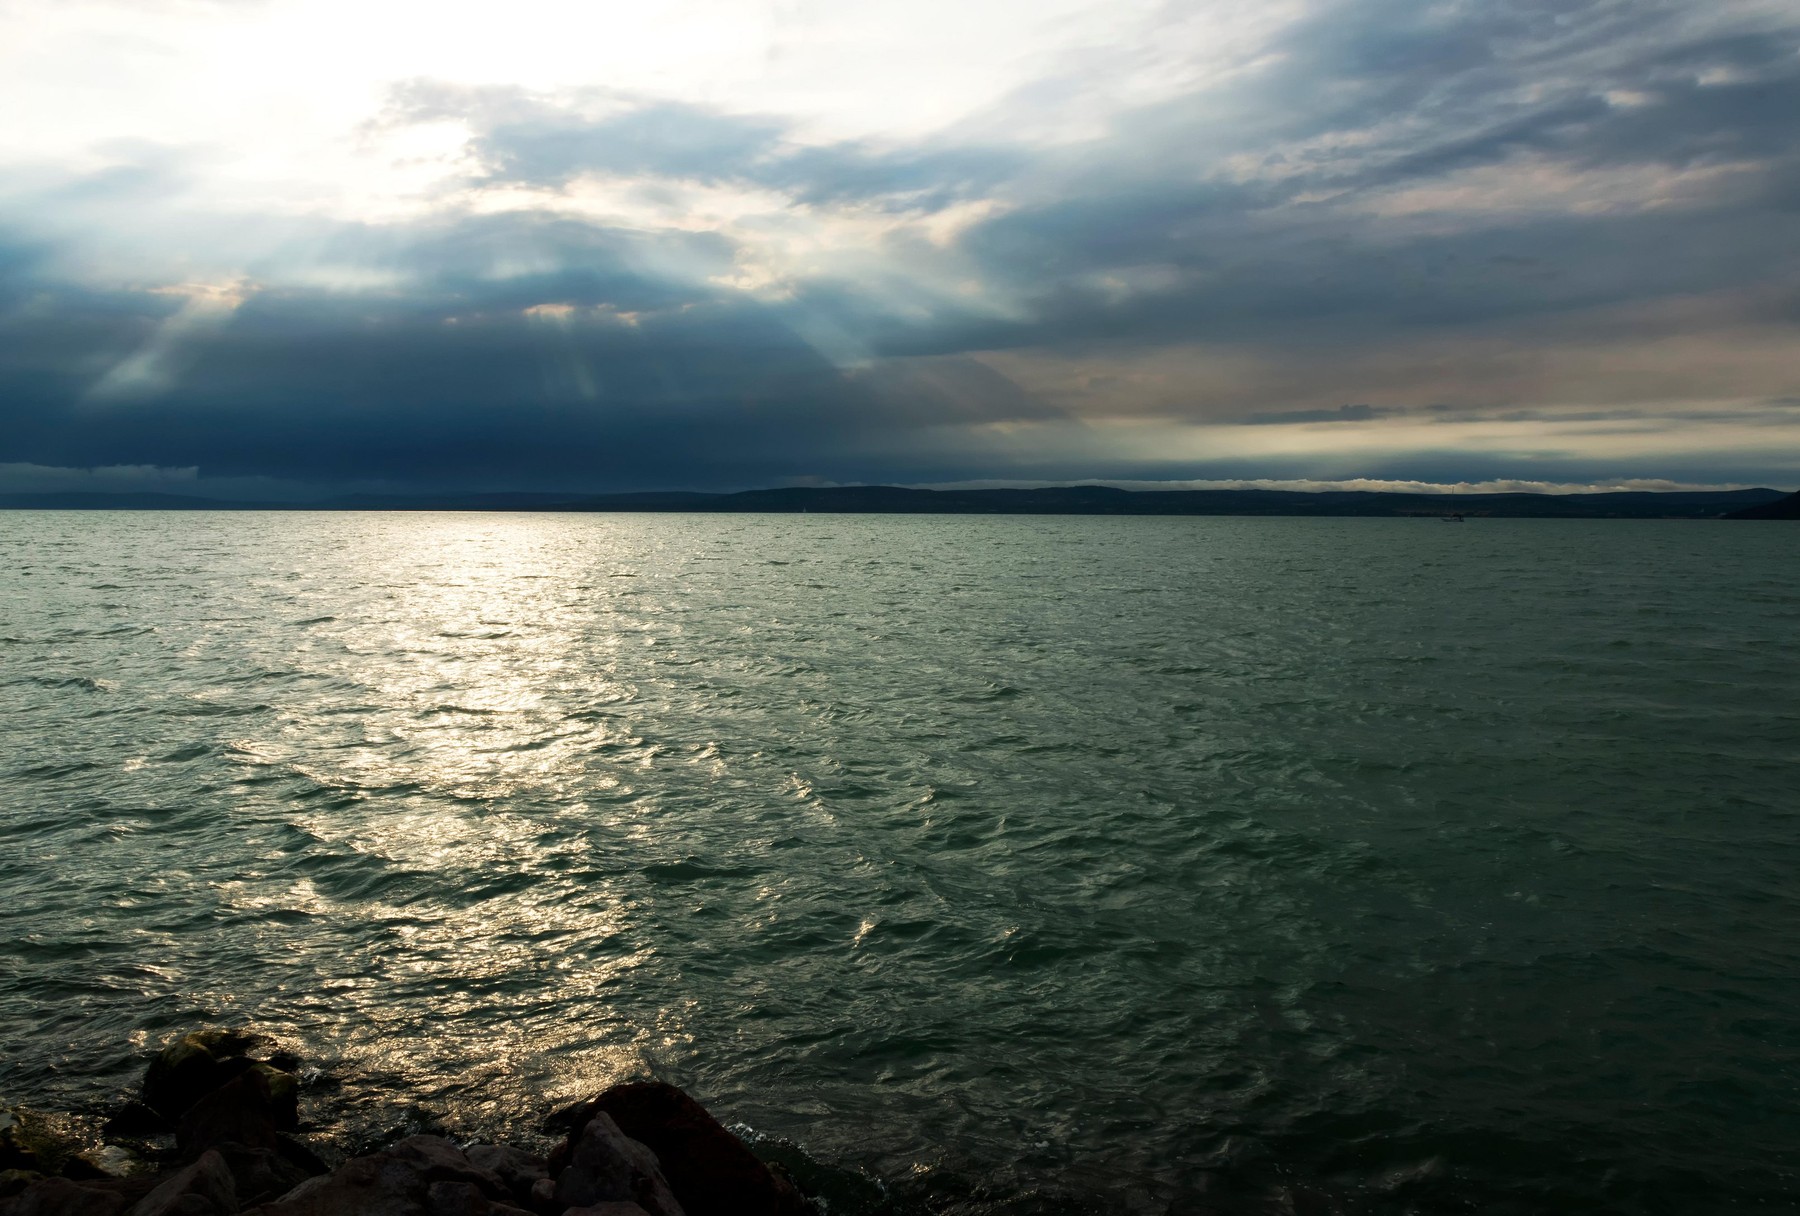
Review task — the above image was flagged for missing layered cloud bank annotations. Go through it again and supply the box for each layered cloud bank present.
[2,0,1798,492]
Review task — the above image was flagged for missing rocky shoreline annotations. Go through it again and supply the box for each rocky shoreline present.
[2,1030,814,1216]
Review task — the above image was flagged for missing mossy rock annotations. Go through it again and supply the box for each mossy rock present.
[142,1029,292,1124]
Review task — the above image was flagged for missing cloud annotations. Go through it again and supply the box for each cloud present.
[0,0,1798,491]
[0,461,199,494]
[1241,403,1396,425]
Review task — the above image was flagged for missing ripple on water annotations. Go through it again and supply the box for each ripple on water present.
[0,512,1797,1215]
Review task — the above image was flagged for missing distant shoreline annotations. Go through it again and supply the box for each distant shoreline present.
[2,484,1796,519]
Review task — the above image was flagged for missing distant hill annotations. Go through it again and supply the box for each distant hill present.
[1724,490,1800,519]
[551,485,1788,519]
[0,485,1788,518]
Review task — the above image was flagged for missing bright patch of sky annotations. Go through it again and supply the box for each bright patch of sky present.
[0,0,1278,218]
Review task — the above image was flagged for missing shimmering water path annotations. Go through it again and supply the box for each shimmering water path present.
[3,512,1797,1213]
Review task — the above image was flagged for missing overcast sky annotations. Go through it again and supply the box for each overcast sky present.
[2,0,1798,496]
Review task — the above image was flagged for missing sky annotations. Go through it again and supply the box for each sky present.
[2,0,1798,498]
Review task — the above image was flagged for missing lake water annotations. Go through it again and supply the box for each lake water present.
[2,511,1797,1213]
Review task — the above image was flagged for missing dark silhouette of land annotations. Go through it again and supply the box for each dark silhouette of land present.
[0,485,1788,518]
[1724,490,1800,519]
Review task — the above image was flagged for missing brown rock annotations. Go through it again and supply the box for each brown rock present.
[552,1116,679,1216]
[383,1139,503,1196]
[239,1136,510,1216]
[461,1147,545,1208]
[564,1085,806,1216]
[208,1143,316,1209]
[176,1074,278,1156]
[124,1150,235,1216]
[142,1033,269,1123]
[0,1176,127,1216]
[1,1171,46,1200]
[560,1205,651,1216]
[239,1153,419,1216]
[425,1181,487,1216]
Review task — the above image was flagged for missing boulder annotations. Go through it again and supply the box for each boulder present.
[425,1182,486,1216]
[124,1150,235,1216]
[1,1172,46,1200]
[554,1085,805,1216]
[0,1176,127,1216]
[461,1147,545,1209]
[241,1136,509,1216]
[238,1153,420,1216]
[246,1070,297,1134]
[551,1116,679,1216]
[207,1143,316,1209]
[176,1074,278,1156]
[561,1206,652,1216]
[143,1034,298,1134]
[382,1139,503,1196]
[142,1033,268,1124]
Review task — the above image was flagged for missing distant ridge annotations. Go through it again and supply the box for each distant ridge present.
[1723,490,1800,519]
[0,485,1787,518]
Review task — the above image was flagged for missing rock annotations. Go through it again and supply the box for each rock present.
[237,1153,421,1216]
[561,1206,651,1216]
[262,1177,329,1207]
[246,1068,298,1134]
[0,1171,45,1200]
[461,1147,545,1208]
[0,1176,127,1216]
[561,1085,806,1216]
[142,1032,270,1124]
[208,1143,315,1209]
[240,1136,508,1216]
[176,1073,279,1156]
[271,1138,327,1182]
[383,1139,503,1195]
[426,1181,487,1216]
[124,1150,235,1216]
[528,1178,555,1211]
[143,1033,298,1135]
[551,1116,679,1216]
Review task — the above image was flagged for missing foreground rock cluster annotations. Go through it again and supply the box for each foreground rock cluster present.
[1,1031,812,1216]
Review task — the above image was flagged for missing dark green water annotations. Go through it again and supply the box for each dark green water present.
[2,511,1797,1213]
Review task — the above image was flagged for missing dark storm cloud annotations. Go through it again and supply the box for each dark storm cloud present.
[3,0,1799,491]
[0,209,1070,492]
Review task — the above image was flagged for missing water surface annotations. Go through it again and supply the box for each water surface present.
[2,511,1797,1213]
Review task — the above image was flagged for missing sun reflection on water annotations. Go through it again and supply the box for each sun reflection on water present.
[224,516,676,1137]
